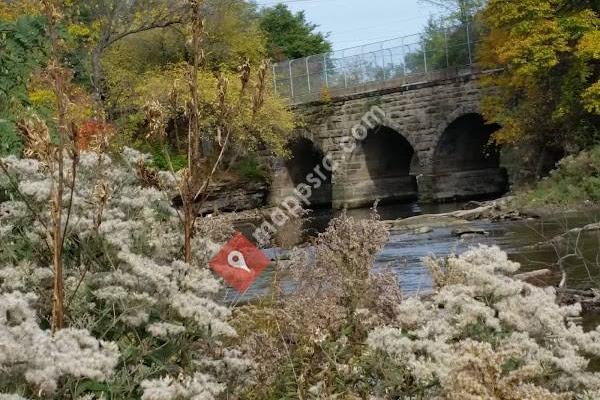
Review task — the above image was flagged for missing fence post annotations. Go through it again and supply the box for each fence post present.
[400,38,406,77]
[343,63,348,88]
[466,23,473,65]
[342,50,348,88]
[444,26,450,68]
[423,40,428,74]
[288,60,294,99]
[361,53,368,84]
[387,48,394,78]
[323,53,329,88]
[305,57,312,93]
[379,49,386,81]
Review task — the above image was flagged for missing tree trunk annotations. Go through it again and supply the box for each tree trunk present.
[91,29,114,107]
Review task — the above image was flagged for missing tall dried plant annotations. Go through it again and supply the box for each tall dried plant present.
[145,0,271,264]
[0,0,78,332]
[0,0,87,332]
[179,0,206,263]
[42,0,80,332]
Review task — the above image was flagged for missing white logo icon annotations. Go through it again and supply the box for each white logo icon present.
[227,250,251,273]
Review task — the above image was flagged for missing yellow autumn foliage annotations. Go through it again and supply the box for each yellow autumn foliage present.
[479,0,600,150]
[129,62,294,155]
[0,0,39,21]
[28,89,56,108]
[583,80,600,115]
[99,1,294,158]
[66,23,91,39]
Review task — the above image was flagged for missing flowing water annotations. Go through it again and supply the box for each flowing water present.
[232,202,600,303]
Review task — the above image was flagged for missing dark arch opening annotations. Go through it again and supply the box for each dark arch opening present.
[345,126,418,208]
[364,126,417,178]
[434,113,501,173]
[284,137,332,208]
[432,113,507,200]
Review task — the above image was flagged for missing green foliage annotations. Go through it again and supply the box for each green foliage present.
[479,0,600,153]
[403,19,479,74]
[519,146,600,208]
[0,120,23,156]
[149,144,188,171]
[420,0,486,24]
[259,4,331,61]
[204,0,267,67]
[0,10,96,155]
[101,0,265,112]
[0,14,49,155]
[2,1,296,169]
[98,0,294,165]
[235,156,266,181]
[0,15,48,110]
[101,29,188,111]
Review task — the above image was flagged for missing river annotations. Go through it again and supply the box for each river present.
[232,202,600,310]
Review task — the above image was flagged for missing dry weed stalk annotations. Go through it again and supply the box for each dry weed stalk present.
[17,116,53,161]
[234,213,401,398]
[42,0,76,332]
[143,0,271,264]
[3,0,92,332]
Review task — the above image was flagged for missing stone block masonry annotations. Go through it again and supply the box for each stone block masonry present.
[269,67,509,209]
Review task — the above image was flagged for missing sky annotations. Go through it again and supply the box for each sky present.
[256,0,443,51]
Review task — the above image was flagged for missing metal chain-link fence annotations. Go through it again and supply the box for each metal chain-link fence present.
[273,23,478,104]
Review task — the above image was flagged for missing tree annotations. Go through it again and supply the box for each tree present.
[100,0,266,116]
[72,0,188,102]
[137,0,293,262]
[259,4,331,61]
[1,0,294,203]
[477,0,600,163]
[420,0,486,24]
[203,0,266,67]
[98,0,292,161]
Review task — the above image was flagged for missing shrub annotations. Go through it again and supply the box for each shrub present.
[520,146,600,208]
[0,149,248,399]
[0,121,23,156]
[2,149,600,399]
[367,246,600,399]
[235,157,267,182]
[233,212,403,399]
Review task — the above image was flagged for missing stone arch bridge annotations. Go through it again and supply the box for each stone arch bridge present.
[269,67,508,209]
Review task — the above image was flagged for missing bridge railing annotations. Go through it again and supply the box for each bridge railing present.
[273,23,479,104]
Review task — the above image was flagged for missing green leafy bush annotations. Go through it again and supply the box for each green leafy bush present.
[0,150,248,399]
[148,144,188,172]
[0,120,23,156]
[0,15,47,157]
[235,157,267,182]
[520,146,600,208]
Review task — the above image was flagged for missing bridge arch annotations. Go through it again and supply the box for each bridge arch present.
[433,104,482,148]
[273,136,333,208]
[431,113,508,201]
[336,125,419,208]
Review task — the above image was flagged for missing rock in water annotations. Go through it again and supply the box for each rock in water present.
[451,227,489,237]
